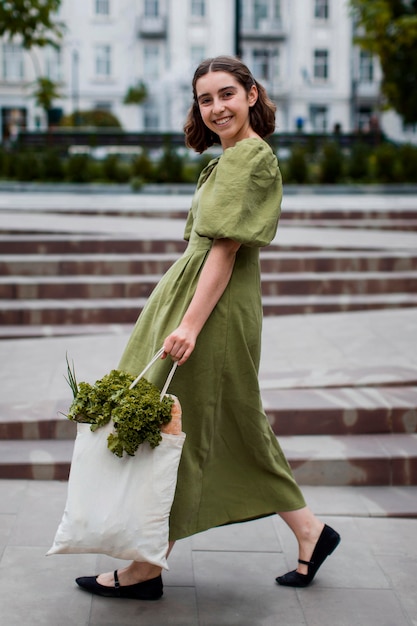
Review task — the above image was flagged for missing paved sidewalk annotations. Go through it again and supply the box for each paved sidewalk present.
[0,479,416,625]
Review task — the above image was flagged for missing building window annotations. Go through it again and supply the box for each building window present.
[191,0,205,17]
[252,48,280,82]
[359,50,374,83]
[253,0,281,29]
[357,106,372,131]
[314,0,329,20]
[95,0,110,15]
[181,84,192,122]
[2,43,24,81]
[313,49,329,80]
[143,100,160,129]
[143,44,160,79]
[310,104,328,132]
[94,101,112,112]
[95,44,112,77]
[45,46,63,82]
[190,45,206,69]
[144,0,159,17]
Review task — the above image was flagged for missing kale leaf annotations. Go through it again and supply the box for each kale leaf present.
[66,369,173,457]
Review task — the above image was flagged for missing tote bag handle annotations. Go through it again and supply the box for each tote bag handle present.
[129,347,178,400]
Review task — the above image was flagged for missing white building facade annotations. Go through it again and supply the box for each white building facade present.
[0,0,415,143]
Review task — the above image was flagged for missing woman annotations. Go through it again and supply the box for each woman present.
[76,55,340,600]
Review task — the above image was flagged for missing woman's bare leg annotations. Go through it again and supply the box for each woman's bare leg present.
[97,541,176,587]
[278,507,324,575]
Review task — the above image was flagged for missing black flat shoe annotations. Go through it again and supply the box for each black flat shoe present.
[276,524,341,588]
[76,570,163,600]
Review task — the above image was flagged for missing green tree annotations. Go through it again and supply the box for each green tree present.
[1,1,64,128]
[0,0,64,49]
[350,0,417,124]
[32,76,61,118]
[123,81,147,106]
[123,81,148,128]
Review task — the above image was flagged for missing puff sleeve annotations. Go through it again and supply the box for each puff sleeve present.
[194,139,282,247]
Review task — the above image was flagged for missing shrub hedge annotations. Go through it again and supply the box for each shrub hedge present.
[1,140,417,187]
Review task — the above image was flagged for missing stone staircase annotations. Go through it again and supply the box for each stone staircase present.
[0,195,416,485]
[0,382,416,485]
[1,234,417,334]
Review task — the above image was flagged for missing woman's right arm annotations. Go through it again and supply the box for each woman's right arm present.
[162,237,241,365]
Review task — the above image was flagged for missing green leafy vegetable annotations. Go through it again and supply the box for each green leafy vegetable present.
[65,353,78,398]
[65,365,173,457]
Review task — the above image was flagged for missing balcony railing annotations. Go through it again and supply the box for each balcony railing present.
[241,17,286,39]
[137,15,167,38]
[356,81,380,100]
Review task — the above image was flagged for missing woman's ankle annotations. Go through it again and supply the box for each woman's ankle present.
[127,561,162,582]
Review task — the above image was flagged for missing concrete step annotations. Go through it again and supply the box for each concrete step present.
[281,219,417,231]
[1,271,416,300]
[1,386,415,441]
[0,253,178,277]
[2,230,417,253]
[3,203,416,222]
[260,271,417,296]
[2,295,417,326]
[1,433,416,485]
[260,250,417,272]
[0,323,133,339]
[0,235,187,255]
[264,386,417,436]
[280,207,417,221]
[283,433,417,486]
[0,440,72,480]
[5,233,413,257]
[2,249,417,276]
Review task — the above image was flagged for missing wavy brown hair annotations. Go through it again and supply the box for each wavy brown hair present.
[184,55,277,154]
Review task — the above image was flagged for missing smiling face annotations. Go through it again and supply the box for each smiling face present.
[195,71,259,149]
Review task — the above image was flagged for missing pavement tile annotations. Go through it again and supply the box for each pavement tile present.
[193,550,303,626]
[301,485,376,517]
[0,514,15,553]
[190,516,281,553]
[196,582,306,626]
[193,549,283,588]
[357,486,417,517]
[89,587,199,626]
[298,589,411,626]
[0,546,96,626]
[9,480,67,547]
[0,479,28,513]
[350,517,417,558]
[377,554,417,625]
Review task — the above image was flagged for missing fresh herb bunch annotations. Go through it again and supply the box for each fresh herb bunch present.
[65,359,173,457]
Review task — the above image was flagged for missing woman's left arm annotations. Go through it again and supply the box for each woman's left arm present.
[162,237,241,365]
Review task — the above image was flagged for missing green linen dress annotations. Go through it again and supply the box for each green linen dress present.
[118,137,306,541]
